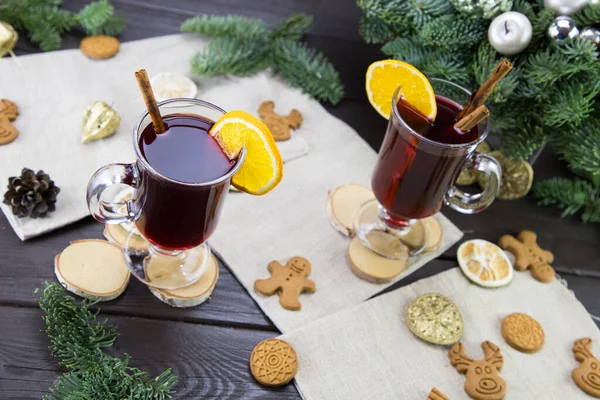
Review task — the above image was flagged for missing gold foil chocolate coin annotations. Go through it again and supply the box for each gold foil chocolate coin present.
[405,293,464,345]
[479,151,533,200]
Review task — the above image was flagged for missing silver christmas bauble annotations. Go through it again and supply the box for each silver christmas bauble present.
[451,0,513,19]
[548,16,579,40]
[579,27,600,45]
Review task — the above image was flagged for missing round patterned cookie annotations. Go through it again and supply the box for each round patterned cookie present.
[250,338,298,387]
[502,312,544,353]
[80,35,120,59]
[405,293,464,345]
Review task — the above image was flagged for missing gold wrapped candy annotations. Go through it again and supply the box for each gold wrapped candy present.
[0,22,18,58]
[81,101,120,144]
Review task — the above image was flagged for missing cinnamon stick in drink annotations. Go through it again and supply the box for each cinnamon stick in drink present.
[456,59,512,120]
[134,69,166,134]
[455,105,489,132]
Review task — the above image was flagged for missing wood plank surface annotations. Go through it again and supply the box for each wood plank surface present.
[2,0,600,398]
[0,306,298,399]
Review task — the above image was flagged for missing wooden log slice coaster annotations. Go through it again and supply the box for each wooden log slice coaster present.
[347,236,407,283]
[327,184,374,237]
[149,253,219,308]
[103,223,149,251]
[54,239,130,301]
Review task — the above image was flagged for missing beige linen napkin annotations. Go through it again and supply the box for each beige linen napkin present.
[0,34,308,239]
[280,268,600,399]
[208,75,463,332]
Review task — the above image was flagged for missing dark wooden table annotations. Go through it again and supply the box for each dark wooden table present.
[2,1,599,398]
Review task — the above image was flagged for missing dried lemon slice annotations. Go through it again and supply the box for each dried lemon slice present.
[457,239,513,288]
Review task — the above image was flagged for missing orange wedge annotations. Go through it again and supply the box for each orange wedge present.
[366,59,436,120]
[210,110,283,195]
[457,239,513,288]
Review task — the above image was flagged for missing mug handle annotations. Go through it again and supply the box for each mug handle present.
[444,152,502,214]
[86,163,141,224]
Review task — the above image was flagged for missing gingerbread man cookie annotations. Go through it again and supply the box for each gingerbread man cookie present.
[0,99,18,121]
[448,341,507,400]
[254,256,315,310]
[498,230,555,283]
[258,101,302,141]
[0,115,18,145]
[572,338,600,397]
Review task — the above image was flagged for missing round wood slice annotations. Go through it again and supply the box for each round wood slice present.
[103,223,149,251]
[149,253,219,307]
[327,184,374,237]
[54,239,130,301]
[347,237,408,283]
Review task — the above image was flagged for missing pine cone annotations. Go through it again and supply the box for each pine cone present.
[3,168,60,218]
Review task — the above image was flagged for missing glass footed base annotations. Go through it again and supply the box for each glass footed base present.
[123,232,210,290]
[353,199,430,260]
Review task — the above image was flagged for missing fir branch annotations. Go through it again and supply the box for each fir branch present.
[190,37,271,77]
[543,81,600,126]
[359,15,395,44]
[500,122,547,159]
[270,13,313,41]
[419,15,486,49]
[37,282,177,400]
[0,0,124,51]
[181,15,269,41]
[573,3,600,27]
[550,118,600,179]
[272,39,344,105]
[77,0,113,35]
[534,178,600,222]
[382,37,433,67]
[422,54,470,86]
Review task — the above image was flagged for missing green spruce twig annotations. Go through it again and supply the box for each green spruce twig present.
[182,13,345,104]
[0,0,125,51]
[534,178,600,222]
[37,283,177,399]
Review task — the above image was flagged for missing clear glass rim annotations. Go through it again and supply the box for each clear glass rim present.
[132,97,246,187]
[391,78,489,149]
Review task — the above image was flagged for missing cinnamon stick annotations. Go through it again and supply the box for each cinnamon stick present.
[456,58,512,120]
[134,69,166,134]
[455,105,489,132]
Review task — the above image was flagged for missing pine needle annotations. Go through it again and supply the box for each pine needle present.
[190,37,271,77]
[272,39,344,105]
[0,0,125,51]
[182,13,345,104]
[534,178,600,222]
[271,13,313,41]
[181,15,269,40]
[37,283,177,399]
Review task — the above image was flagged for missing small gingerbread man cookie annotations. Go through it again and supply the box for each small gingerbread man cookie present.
[254,256,315,310]
[258,101,302,141]
[498,230,555,283]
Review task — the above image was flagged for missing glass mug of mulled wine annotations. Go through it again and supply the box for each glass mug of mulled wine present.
[354,78,501,260]
[87,98,245,289]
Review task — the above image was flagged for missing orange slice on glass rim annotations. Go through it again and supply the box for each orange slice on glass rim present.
[210,110,283,195]
[457,239,513,288]
[366,59,436,120]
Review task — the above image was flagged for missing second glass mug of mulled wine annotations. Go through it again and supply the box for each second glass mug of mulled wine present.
[86,98,245,289]
[354,78,502,259]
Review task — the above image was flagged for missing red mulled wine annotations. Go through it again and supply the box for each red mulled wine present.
[371,95,480,221]
[135,114,236,250]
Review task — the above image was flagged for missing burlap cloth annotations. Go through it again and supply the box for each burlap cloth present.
[280,268,600,399]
